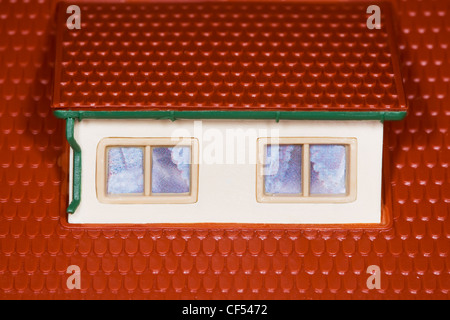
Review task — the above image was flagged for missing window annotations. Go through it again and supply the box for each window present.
[96,138,199,204]
[257,137,357,203]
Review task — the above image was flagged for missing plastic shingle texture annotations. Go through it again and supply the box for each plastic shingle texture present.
[0,0,449,300]
[52,1,407,112]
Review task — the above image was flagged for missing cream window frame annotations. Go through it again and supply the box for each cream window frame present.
[256,137,357,203]
[96,137,199,204]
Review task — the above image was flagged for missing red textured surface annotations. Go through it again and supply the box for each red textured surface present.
[52,1,407,112]
[0,0,449,300]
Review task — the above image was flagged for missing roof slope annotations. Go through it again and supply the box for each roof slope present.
[0,0,449,299]
[52,1,407,113]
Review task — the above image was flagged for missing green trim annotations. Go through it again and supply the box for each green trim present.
[66,118,81,214]
[54,110,407,122]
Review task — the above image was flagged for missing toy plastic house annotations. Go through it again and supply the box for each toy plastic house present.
[52,2,407,226]
[2,0,450,302]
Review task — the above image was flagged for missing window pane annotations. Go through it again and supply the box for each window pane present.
[264,144,302,194]
[310,144,347,195]
[152,146,191,194]
[107,147,144,194]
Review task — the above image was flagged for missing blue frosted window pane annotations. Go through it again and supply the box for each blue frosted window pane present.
[264,144,302,194]
[152,147,191,194]
[107,147,144,194]
[310,145,347,195]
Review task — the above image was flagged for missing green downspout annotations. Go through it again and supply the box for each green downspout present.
[66,118,81,214]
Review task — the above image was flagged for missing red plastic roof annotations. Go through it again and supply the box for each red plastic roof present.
[52,1,407,112]
[0,0,449,299]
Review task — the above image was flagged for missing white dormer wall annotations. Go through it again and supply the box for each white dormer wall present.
[68,119,384,225]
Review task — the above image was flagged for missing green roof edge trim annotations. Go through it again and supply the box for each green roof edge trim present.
[53,110,407,122]
[66,118,81,214]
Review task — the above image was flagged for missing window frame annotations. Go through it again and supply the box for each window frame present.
[96,137,199,204]
[256,137,357,203]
